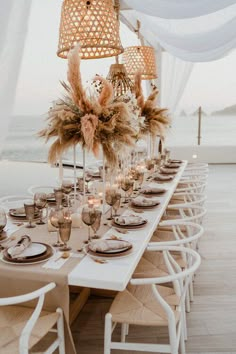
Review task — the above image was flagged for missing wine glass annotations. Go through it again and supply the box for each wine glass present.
[61,178,73,207]
[48,207,64,247]
[24,202,36,228]
[85,173,92,193]
[0,208,7,236]
[112,192,121,216]
[58,218,72,251]
[54,187,64,208]
[120,177,134,203]
[34,193,47,225]
[91,209,102,239]
[81,205,96,243]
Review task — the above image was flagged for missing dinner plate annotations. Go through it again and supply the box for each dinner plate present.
[9,208,39,219]
[85,244,133,259]
[88,240,132,256]
[154,175,173,181]
[7,242,47,258]
[141,187,166,195]
[112,219,147,229]
[1,243,54,264]
[130,200,160,209]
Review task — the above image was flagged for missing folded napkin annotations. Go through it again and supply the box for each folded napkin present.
[132,196,159,207]
[8,235,32,258]
[140,186,166,194]
[89,239,131,253]
[114,215,144,225]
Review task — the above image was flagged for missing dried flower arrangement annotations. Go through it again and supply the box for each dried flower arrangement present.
[39,45,136,167]
[134,71,170,139]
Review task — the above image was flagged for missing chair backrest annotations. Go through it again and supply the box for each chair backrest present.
[161,205,207,225]
[0,283,56,354]
[170,192,207,207]
[0,195,33,211]
[149,221,204,248]
[130,246,201,313]
[27,185,56,196]
[175,181,207,194]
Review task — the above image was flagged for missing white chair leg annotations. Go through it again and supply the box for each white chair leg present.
[56,308,65,354]
[185,288,191,313]
[179,324,186,354]
[104,313,112,354]
[121,324,127,342]
[168,320,178,354]
[189,279,194,302]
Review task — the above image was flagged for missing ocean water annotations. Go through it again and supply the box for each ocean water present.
[1,114,236,163]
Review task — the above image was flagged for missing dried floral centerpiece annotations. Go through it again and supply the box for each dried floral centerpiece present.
[134,72,170,140]
[39,45,137,167]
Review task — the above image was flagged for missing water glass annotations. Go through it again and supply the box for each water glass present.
[81,205,96,243]
[54,187,64,208]
[24,202,36,228]
[58,219,72,251]
[91,209,102,239]
[48,207,64,247]
[34,193,47,225]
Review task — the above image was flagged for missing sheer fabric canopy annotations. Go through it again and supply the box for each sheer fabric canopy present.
[121,0,236,19]
[0,0,31,155]
[121,2,236,62]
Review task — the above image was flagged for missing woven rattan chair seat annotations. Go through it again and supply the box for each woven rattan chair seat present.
[109,284,180,327]
[0,305,59,353]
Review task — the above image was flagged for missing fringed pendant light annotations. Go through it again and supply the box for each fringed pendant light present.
[122,21,157,80]
[107,61,134,97]
[57,0,124,59]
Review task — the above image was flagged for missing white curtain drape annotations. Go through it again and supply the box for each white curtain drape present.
[121,4,236,62]
[160,52,193,114]
[0,0,31,155]
[122,0,236,19]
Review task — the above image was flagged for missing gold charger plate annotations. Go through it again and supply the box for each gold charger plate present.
[2,243,54,264]
[112,219,147,229]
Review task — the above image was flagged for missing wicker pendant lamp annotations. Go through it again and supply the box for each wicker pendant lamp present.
[57,0,124,59]
[107,60,134,97]
[123,21,157,80]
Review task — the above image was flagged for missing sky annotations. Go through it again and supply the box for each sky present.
[13,0,236,116]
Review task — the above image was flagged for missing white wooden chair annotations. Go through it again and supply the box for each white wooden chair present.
[104,246,201,354]
[169,192,207,208]
[0,282,65,354]
[0,195,32,211]
[161,205,207,226]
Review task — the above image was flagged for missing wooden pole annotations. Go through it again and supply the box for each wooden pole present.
[197,106,202,145]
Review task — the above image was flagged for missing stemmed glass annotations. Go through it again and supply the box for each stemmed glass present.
[81,205,96,243]
[85,173,92,193]
[48,207,64,247]
[58,217,72,251]
[112,193,121,216]
[0,208,7,236]
[34,193,47,225]
[54,187,64,208]
[91,209,102,239]
[61,178,73,207]
[120,177,134,203]
[105,188,121,219]
[24,201,36,228]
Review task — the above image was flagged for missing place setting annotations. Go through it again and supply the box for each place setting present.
[129,195,161,209]
[0,235,54,265]
[84,237,133,262]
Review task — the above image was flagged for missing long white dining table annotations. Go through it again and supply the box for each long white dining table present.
[68,160,187,291]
